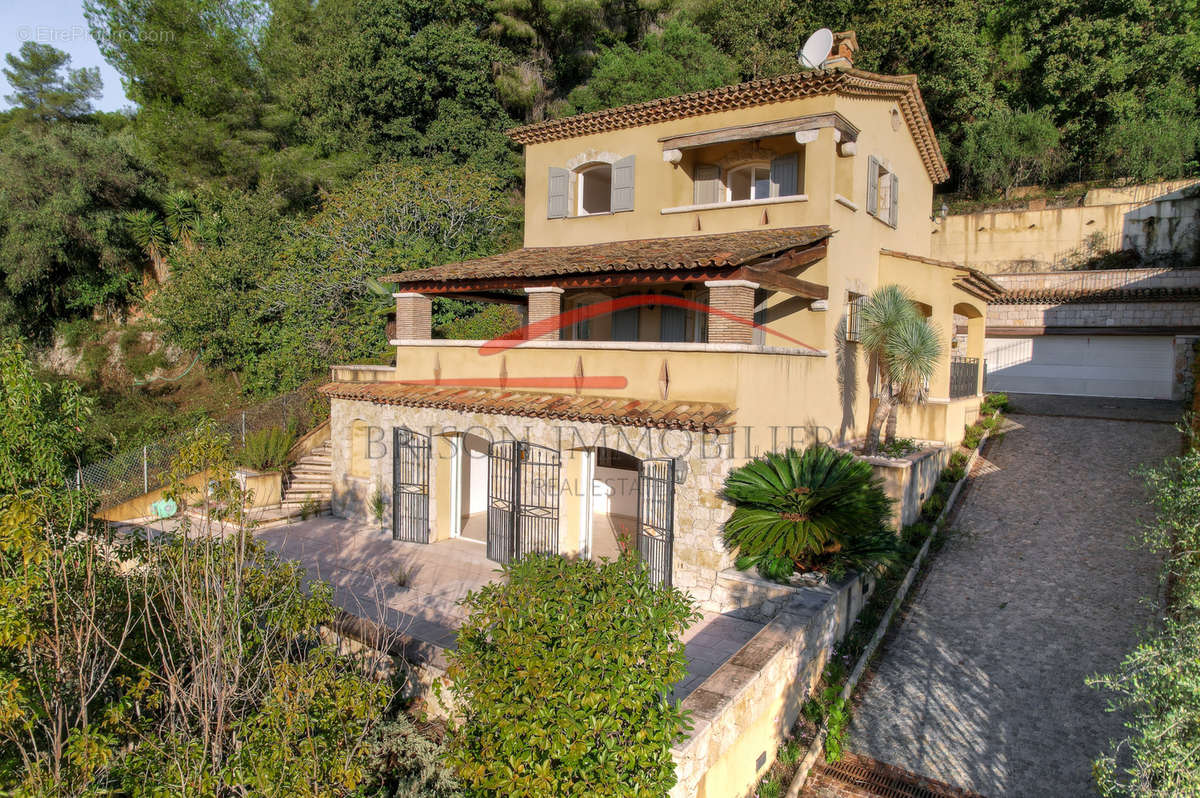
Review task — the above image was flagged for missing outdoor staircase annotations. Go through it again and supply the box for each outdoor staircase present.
[281,440,333,514]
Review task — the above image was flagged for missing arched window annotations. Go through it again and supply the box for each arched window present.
[577,163,612,215]
[350,419,371,478]
[726,163,771,202]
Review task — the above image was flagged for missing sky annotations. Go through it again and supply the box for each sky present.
[0,0,132,112]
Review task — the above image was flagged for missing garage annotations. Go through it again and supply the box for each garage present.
[984,335,1176,399]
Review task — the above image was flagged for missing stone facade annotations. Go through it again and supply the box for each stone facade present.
[987,301,1200,330]
[329,396,745,612]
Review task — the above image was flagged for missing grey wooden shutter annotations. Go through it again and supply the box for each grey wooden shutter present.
[693,164,721,205]
[612,307,639,341]
[660,305,686,342]
[611,155,635,212]
[770,153,799,197]
[548,167,569,219]
[866,156,879,216]
[888,173,900,227]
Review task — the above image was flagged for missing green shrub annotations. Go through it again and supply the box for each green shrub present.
[981,392,1009,413]
[239,425,297,471]
[722,446,900,580]
[442,553,700,797]
[1089,434,1200,797]
[362,719,462,797]
[878,437,919,458]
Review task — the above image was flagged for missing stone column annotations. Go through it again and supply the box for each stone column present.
[393,292,432,340]
[704,280,758,345]
[525,286,565,340]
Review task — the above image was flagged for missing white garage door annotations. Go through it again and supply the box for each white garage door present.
[984,335,1175,399]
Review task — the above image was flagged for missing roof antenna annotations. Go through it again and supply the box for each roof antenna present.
[797,28,834,69]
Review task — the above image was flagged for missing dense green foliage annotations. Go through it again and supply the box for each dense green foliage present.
[239,425,297,470]
[0,0,1196,384]
[0,124,160,339]
[154,161,519,394]
[722,445,899,580]
[1087,426,1200,797]
[442,553,700,796]
[0,339,451,795]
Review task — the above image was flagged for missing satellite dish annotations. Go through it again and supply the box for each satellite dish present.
[798,28,834,69]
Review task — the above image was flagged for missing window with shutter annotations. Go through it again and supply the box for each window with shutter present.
[611,155,635,212]
[693,164,721,205]
[612,306,639,341]
[866,156,879,217]
[577,164,612,215]
[548,167,569,219]
[770,153,799,197]
[888,173,899,227]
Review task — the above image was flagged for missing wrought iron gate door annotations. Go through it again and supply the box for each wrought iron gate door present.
[487,441,561,564]
[392,427,430,543]
[637,458,675,586]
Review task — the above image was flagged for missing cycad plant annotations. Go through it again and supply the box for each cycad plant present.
[859,285,943,454]
[722,445,898,581]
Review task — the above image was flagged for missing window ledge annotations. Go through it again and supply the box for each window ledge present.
[660,194,809,215]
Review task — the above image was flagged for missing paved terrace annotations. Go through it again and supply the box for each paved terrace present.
[250,516,763,697]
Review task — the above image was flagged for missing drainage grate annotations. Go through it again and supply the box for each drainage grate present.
[817,754,987,798]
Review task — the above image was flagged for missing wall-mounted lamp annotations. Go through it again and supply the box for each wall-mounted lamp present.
[673,458,688,484]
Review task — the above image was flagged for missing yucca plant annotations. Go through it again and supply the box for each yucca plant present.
[723,445,898,580]
[859,285,943,454]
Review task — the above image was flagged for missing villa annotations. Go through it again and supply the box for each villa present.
[318,31,1001,607]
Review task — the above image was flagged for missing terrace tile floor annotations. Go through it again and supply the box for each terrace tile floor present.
[249,516,762,697]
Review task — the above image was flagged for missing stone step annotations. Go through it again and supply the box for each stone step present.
[283,489,332,499]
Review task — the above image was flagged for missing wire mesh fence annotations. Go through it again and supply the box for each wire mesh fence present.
[78,384,328,510]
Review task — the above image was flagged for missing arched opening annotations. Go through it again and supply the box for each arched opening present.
[456,432,490,543]
[952,302,985,398]
[349,419,371,478]
[726,162,771,202]
[577,163,612,215]
[589,447,640,560]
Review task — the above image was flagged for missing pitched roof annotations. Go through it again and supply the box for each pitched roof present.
[320,382,735,433]
[383,226,832,287]
[508,67,949,183]
[879,249,1005,302]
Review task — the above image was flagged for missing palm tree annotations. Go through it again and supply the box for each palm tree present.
[722,446,898,580]
[859,285,943,454]
[163,191,200,251]
[123,208,169,283]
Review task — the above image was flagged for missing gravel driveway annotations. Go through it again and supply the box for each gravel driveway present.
[846,397,1180,797]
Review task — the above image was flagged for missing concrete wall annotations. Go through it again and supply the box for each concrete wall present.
[931,179,1200,272]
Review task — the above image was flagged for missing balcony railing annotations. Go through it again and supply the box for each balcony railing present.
[950,356,980,399]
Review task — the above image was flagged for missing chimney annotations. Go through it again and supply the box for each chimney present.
[822,31,858,69]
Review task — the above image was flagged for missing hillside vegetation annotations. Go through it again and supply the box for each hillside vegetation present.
[0,0,1197,452]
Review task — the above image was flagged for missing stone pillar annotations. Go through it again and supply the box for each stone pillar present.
[393,292,432,340]
[704,280,758,345]
[525,286,564,340]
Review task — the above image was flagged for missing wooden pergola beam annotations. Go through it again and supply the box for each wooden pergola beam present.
[750,242,827,273]
[733,266,828,300]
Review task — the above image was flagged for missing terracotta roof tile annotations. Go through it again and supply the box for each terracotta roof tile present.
[320,382,735,433]
[993,286,1200,305]
[508,67,949,183]
[384,226,831,286]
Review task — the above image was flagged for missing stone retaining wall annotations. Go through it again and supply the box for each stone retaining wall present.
[671,574,868,798]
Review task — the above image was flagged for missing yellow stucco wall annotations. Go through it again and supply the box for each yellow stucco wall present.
[98,468,282,522]
[521,93,934,252]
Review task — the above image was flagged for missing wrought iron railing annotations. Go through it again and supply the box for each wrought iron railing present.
[950,356,980,399]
